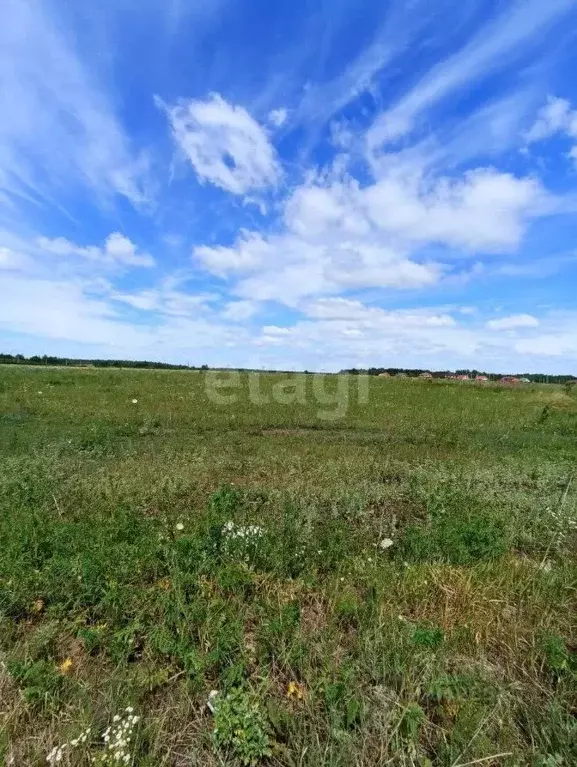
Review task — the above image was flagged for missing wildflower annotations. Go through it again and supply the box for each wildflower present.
[207,689,220,714]
[175,522,184,531]
[47,727,91,764]
[131,399,138,404]
[379,538,394,550]
[97,709,139,764]
[38,390,43,395]
[58,658,73,675]
[286,681,305,700]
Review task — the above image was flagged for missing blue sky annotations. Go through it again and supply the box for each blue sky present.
[1,0,577,373]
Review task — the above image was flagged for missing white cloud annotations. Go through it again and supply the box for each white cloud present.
[304,298,455,327]
[525,96,577,143]
[268,108,288,127]
[514,332,577,357]
[195,231,273,276]
[367,0,576,151]
[221,300,259,321]
[0,246,32,271]
[111,287,215,317]
[525,95,577,164]
[37,233,155,268]
[362,168,545,252]
[255,304,478,364]
[3,261,577,372]
[0,0,150,210]
[486,314,539,330]
[192,159,546,306]
[195,228,440,305]
[103,234,155,268]
[292,0,471,131]
[163,94,281,195]
[0,272,248,360]
[251,304,577,371]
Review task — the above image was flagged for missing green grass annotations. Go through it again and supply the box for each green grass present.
[1,366,576,766]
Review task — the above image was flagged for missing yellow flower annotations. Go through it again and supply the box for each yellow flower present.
[286,681,305,700]
[58,658,74,675]
[32,599,45,614]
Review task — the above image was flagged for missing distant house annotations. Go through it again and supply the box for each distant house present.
[378,372,391,378]
[419,372,433,379]
[456,374,470,381]
[519,377,531,383]
[501,376,521,385]
[475,375,489,382]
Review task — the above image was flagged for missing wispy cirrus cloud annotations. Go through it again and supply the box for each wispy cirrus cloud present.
[367,0,576,152]
[0,0,151,216]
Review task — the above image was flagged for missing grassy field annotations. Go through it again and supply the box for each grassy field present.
[1,366,577,766]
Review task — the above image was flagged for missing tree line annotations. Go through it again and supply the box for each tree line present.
[0,354,574,383]
[0,353,207,371]
[341,367,577,384]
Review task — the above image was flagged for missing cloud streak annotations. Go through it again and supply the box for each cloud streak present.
[367,0,577,151]
[0,0,152,216]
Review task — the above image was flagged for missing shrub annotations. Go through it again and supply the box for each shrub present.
[212,686,272,765]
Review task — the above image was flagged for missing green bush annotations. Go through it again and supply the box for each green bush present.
[212,686,272,765]
[6,658,66,710]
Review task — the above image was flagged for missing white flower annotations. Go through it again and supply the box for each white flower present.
[38,391,43,395]
[131,399,138,404]
[379,538,394,550]
[207,689,220,714]
[175,522,184,531]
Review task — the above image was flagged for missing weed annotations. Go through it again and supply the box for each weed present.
[212,686,272,765]
[412,624,444,650]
